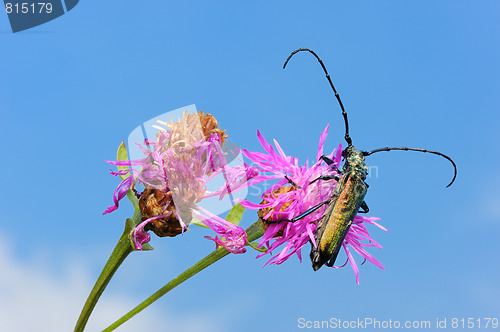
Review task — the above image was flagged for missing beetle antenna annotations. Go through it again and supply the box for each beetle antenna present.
[283,48,352,146]
[363,147,457,187]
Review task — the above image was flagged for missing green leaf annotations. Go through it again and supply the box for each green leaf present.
[125,218,135,232]
[126,218,154,251]
[140,243,154,251]
[190,203,245,230]
[115,141,140,211]
[190,215,209,228]
[224,202,245,226]
[116,141,130,180]
[127,190,140,211]
[248,241,267,253]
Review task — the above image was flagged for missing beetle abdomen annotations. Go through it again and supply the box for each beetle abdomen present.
[311,171,367,270]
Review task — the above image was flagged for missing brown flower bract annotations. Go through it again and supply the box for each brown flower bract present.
[258,186,296,236]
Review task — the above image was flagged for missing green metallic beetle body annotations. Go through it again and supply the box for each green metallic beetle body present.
[311,146,368,270]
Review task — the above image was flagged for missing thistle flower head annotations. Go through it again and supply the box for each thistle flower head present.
[104,110,249,253]
[240,125,387,283]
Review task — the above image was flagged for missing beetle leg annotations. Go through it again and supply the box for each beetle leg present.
[326,256,336,267]
[320,155,341,172]
[359,201,369,213]
[308,155,342,184]
[263,199,331,224]
[284,175,301,189]
[310,174,340,184]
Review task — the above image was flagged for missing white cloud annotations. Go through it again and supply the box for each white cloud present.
[0,233,221,332]
[478,175,500,222]
[482,195,500,221]
[468,279,500,316]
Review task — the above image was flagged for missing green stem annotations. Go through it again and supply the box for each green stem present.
[103,220,264,332]
[74,212,141,332]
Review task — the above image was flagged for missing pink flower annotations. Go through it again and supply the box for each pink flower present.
[240,125,388,283]
[104,111,251,252]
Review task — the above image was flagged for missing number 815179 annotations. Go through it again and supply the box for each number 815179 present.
[5,2,53,14]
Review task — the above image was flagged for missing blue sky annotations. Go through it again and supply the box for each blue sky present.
[1,1,499,331]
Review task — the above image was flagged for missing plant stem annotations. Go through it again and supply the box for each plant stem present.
[103,220,264,332]
[74,213,140,332]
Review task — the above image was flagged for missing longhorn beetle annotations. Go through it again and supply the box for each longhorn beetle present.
[265,48,457,271]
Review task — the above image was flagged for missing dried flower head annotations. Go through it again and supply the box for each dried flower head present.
[138,187,182,237]
[104,110,249,252]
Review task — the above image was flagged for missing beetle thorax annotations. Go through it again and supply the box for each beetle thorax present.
[342,146,368,178]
